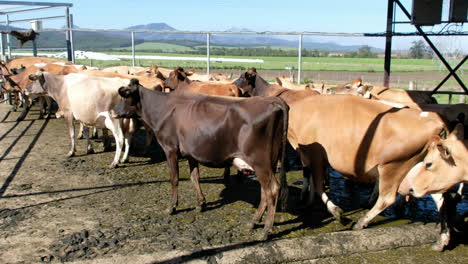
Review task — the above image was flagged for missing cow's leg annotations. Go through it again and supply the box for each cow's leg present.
[301,166,315,205]
[431,193,450,251]
[223,166,230,186]
[311,164,343,222]
[37,96,45,119]
[249,186,267,229]
[353,163,402,230]
[45,96,53,119]
[92,126,99,139]
[103,114,124,168]
[102,128,112,152]
[64,113,76,157]
[188,158,206,212]
[253,168,280,240]
[77,122,85,139]
[165,149,179,215]
[122,118,137,163]
[16,93,30,121]
[144,128,154,154]
[83,125,95,154]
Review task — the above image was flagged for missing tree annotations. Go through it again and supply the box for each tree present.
[357,45,376,58]
[409,40,431,59]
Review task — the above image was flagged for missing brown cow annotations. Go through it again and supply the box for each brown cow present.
[114,79,289,239]
[232,68,320,104]
[235,69,452,250]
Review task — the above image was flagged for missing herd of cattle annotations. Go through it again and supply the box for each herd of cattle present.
[0,56,466,252]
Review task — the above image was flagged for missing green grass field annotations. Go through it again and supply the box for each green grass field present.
[76,51,467,73]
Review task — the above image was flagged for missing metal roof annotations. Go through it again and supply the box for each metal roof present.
[0,1,72,15]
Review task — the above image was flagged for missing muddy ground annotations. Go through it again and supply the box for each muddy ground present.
[0,103,466,264]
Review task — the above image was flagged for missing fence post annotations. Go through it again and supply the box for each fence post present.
[131,31,136,67]
[65,7,73,62]
[69,14,75,63]
[207,33,211,75]
[6,14,11,58]
[297,34,303,84]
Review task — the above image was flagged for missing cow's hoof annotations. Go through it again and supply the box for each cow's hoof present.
[195,203,206,213]
[120,158,129,164]
[109,162,118,169]
[38,115,44,120]
[431,241,446,252]
[166,207,176,215]
[87,148,95,155]
[256,230,269,241]
[66,152,75,158]
[352,222,365,230]
[246,222,256,230]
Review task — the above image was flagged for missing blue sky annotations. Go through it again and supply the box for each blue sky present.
[2,0,467,51]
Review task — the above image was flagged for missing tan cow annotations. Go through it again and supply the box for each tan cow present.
[101,65,147,75]
[274,75,324,93]
[26,72,134,168]
[399,124,467,197]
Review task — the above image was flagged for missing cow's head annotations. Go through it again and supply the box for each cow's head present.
[401,123,466,197]
[25,70,47,96]
[164,67,192,91]
[233,68,257,96]
[114,78,142,118]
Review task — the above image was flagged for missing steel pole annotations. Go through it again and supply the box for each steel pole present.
[298,34,303,84]
[65,7,72,62]
[1,32,4,58]
[69,14,75,63]
[383,0,394,88]
[207,33,210,75]
[131,32,136,66]
[6,14,11,58]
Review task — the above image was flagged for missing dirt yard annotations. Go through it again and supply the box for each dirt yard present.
[0,103,466,264]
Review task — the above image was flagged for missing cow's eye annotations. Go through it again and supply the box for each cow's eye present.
[425,162,433,169]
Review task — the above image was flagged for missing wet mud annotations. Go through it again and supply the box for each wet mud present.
[0,104,466,263]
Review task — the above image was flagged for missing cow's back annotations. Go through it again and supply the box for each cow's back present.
[288,95,445,178]
[63,74,130,125]
[161,94,284,166]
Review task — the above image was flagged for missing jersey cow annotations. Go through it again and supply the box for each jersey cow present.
[399,123,467,197]
[25,72,133,168]
[114,79,289,239]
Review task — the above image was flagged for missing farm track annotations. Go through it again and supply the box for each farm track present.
[0,103,466,263]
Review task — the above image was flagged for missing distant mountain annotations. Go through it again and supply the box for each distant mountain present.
[127,23,176,31]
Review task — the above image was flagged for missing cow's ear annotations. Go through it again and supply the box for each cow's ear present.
[130,78,140,86]
[449,123,464,141]
[118,87,131,98]
[275,77,283,86]
[436,143,451,160]
[155,70,166,81]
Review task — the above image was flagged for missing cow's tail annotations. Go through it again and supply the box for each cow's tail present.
[277,98,289,211]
